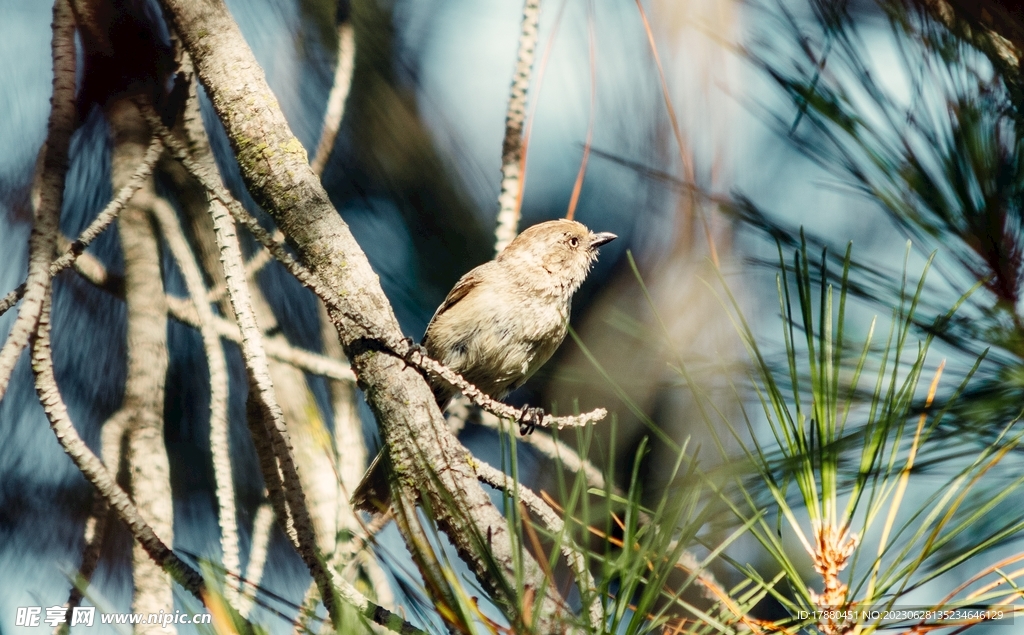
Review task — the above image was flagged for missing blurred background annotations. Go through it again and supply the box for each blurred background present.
[4,0,1024,631]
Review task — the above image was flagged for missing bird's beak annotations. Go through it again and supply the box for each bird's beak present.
[590,232,617,248]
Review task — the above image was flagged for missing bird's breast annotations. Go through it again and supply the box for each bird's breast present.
[423,281,569,399]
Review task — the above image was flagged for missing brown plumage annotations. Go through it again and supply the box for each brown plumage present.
[352,219,616,510]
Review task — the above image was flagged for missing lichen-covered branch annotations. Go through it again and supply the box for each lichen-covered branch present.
[140,107,356,324]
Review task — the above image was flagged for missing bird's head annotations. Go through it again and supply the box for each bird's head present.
[498,219,617,296]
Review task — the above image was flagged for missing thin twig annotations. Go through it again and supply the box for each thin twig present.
[139,107,342,306]
[494,0,541,254]
[152,196,239,605]
[207,185,341,624]
[472,404,606,490]
[0,0,78,400]
[135,58,340,621]
[63,243,356,382]
[206,231,282,305]
[0,138,161,318]
[406,347,606,430]
[54,410,129,635]
[140,104,382,346]
[33,3,111,626]
[207,313,356,382]
[237,501,274,619]
[328,566,428,635]
[357,549,396,619]
[517,0,568,226]
[291,582,320,635]
[565,0,596,221]
[352,511,394,555]
[31,295,205,598]
[311,21,355,177]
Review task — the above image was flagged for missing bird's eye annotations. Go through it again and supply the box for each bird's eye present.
[569,236,579,247]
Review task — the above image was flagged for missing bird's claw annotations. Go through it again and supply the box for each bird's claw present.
[401,337,428,366]
[518,406,544,436]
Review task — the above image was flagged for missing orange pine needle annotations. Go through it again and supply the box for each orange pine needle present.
[518,0,569,218]
[633,0,719,267]
[566,0,597,221]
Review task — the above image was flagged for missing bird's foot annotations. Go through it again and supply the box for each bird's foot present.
[518,406,544,436]
[400,337,428,366]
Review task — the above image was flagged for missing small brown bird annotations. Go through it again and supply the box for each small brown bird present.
[351,219,616,510]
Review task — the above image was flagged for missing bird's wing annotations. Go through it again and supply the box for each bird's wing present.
[422,263,489,335]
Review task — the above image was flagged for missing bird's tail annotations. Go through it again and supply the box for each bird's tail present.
[351,383,453,513]
[350,450,390,512]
